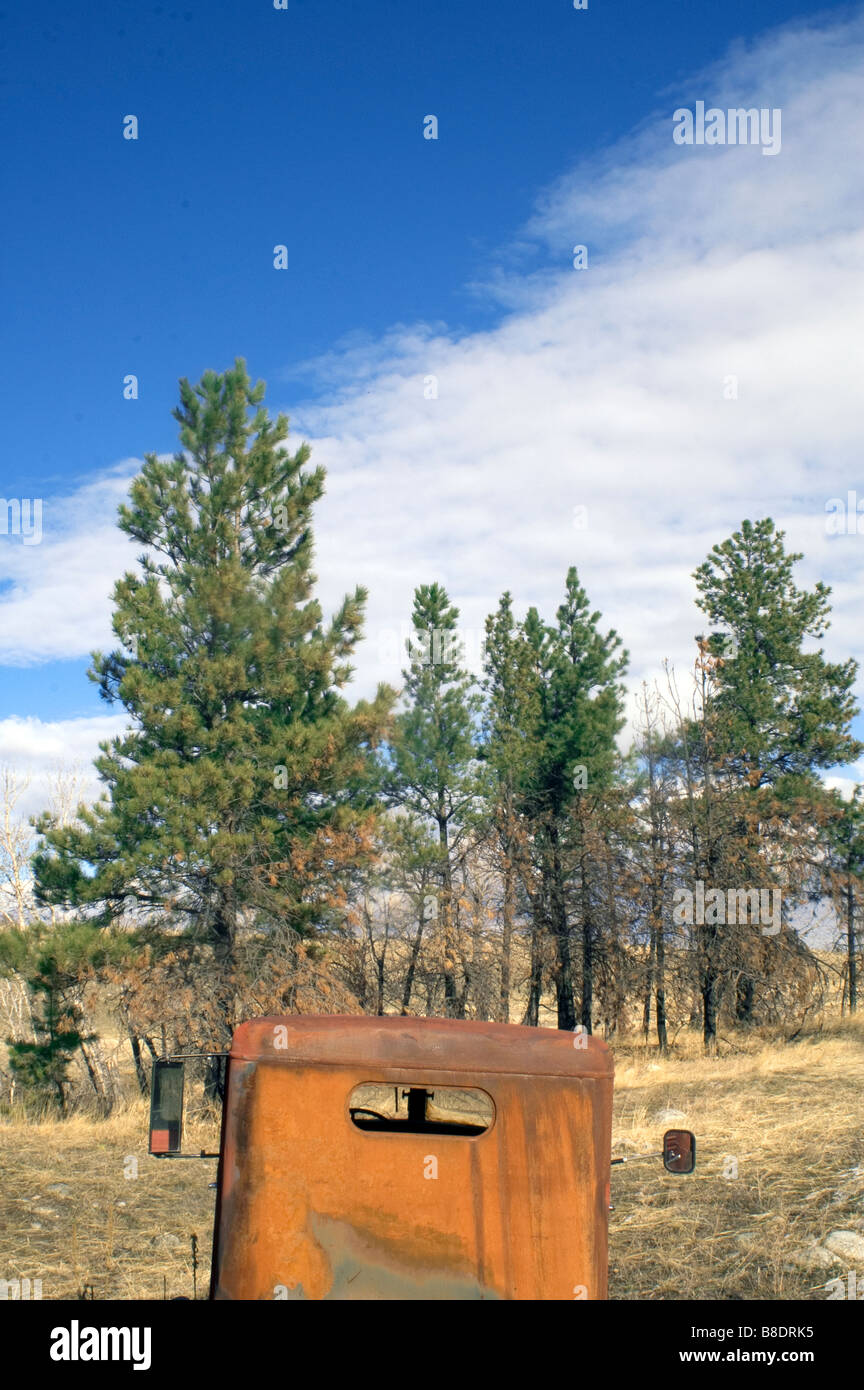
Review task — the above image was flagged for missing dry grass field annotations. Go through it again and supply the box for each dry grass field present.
[1,1017,863,1300]
[0,1105,220,1301]
[609,1018,864,1299]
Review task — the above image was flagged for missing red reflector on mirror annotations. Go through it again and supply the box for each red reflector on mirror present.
[150,1129,172,1153]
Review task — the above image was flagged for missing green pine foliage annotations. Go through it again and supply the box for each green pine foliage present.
[694,518,861,788]
[4,922,131,1113]
[383,583,483,1014]
[33,362,395,1010]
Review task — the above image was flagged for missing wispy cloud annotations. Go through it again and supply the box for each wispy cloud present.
[3,11,863,781]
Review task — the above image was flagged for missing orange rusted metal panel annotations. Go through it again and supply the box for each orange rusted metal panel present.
[210,1015,613,1301]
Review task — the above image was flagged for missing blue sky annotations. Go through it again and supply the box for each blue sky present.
[4,0,822,508]
[2,0,864,812]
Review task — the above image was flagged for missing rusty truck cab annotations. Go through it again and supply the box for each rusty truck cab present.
[210,1014,613,1300]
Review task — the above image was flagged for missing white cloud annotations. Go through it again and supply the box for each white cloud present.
[824,757,864,802]
[0,715,126,821]
[2,11,863,779]
[0,467,139,664]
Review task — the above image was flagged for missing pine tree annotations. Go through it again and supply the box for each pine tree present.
[480,592,542,1022]
[823,786,864,1014]
[34,361,394,1052]
[691,519,861,1043]
[384,583,482,1016]
[503,570,627,1031]
[545,570,628,1030]
[4,922,128,1114]
[694,518,861,788]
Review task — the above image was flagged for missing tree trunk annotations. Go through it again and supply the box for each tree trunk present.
[401,910,425,1015]
[376,951,385,1016]
[355,938,369,1013]
[655,943,668,1054]
[653,883,668,1053]
[457,969,471,1019]
[500,853,514,1024]
[848,876,858,1015]
[735,973,755,1023]
[547,825,576,1031]
[701,963,719,1053]
[437,815,458,1016]
[642,933,654,1041]
[79,1037,116,1116]
[522,910,542,1028]
[206,890,238,1102]
[578,846,593,1034]
[127,1029,149,1096]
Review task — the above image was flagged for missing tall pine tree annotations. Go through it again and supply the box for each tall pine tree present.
[383,583,481,1016]
[686,519,861,1045]
[34,361,394,1051]
[480,592,543,1022]
[539,570,627,1030]
[694,518,860,788]
[493,571,627,1030]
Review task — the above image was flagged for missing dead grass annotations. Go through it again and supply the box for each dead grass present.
[1,1017,862,1299]
[0,1101,220,1300]
[608,1015,864,1299]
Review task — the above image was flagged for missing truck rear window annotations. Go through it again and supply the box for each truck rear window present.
[348,1082,494,1136]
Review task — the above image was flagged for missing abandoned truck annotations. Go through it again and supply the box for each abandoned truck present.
[148,1014,695,1300]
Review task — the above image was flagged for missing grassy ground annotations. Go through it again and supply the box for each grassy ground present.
[609,1017,864,1299]
[1,1018,862,1300]
[0,1105,220,1301]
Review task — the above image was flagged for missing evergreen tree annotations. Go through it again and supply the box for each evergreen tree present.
[694,518,861,788]
[4,922,128,1114]
[823,786,864,1014]
[691,519,861,1043]
[544,570,628,1030]
[503,570,627,1030]
[480,592,542,1022]
[34,361,394,1052]
[384,583,482,1016]
[7,968,82,1114]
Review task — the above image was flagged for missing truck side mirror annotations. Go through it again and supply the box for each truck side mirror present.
[149,1060,185,1155]
[663,1128,695,1173]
